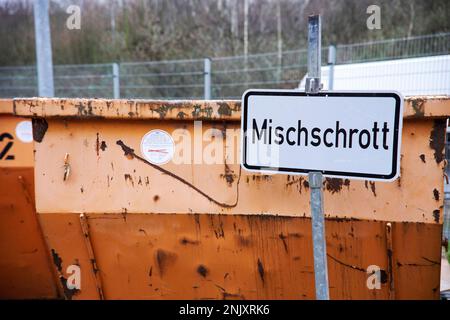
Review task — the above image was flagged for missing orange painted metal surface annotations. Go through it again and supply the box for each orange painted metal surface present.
[39,214,441,300]
[14,118,444,224]
[9,97,450,299]
[0,99,59,299]
[12,96,450,121]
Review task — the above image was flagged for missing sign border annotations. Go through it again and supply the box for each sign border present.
[241,90,403,181]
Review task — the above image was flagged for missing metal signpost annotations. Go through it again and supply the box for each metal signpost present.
[33,0,54,97]
[240,15,403,300]
[305,15,329,301]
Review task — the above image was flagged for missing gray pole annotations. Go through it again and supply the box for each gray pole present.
[112,63,120,99]
[328,45,336,91]
[305,15,329,300]
[204,58,211,100]
[305,15,321,94]
[308,171,329,300]
[33,0,54,97]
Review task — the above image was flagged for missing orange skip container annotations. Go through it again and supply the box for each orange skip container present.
[4,96,449,299]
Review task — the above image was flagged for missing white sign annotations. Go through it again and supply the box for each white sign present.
[141,129,174,165]
[241,90,403,181]
[15,120,33,143]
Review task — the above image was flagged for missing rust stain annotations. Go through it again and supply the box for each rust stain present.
[429,119,446,164]
[285,176,310,195]
[380,270,388,284]
[328,217,361,223]
[154,105,172,119]
[279,233,288,253]
[76,102,92,116]
[236,234,251,247]
[153,195,160,202]
[210,217,225,239]
[325,178,344,194]
[124,174,134,187]
[197,265,209,278]
[343,179,350,189]
[155,249,177,277]
[257,259,265,285]
[433,189,439,201]
[96,133,100,156]
[179,237,199,245]
[218,102,232,116]
[177,111,187,119]
[51,249,79,299]
[303,180,309,189]
[221,163,235,187]
[32,118,48,143]
[432,210,440,223]
[411,98,425,117]
[192,104,213,118]
[51,249,63,272]
[59,275,80,300]
[369,181,377,197]
[251,175,272,182]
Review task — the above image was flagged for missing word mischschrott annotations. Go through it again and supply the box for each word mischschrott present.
[251,119,391,150]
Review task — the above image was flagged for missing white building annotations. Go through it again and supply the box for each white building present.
[299,55,450,96]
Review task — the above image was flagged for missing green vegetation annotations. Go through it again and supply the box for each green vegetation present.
[0,0,449,66]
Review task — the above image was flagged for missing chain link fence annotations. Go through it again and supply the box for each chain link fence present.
[1,33,450,100]
[120,59,205,100]
[0,63,115,98]
[336,33,450,64]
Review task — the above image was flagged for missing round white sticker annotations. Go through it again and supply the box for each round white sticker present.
[140,129,174,165]
[15,120,33,143]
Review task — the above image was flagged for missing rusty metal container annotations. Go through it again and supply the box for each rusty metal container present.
[12,96,449,300]
[0,99,58,299]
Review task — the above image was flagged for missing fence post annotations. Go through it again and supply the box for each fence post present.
[33,0,54,97]
[112,63,120,99]
[328,45,336,90]
[204,58,211,100]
